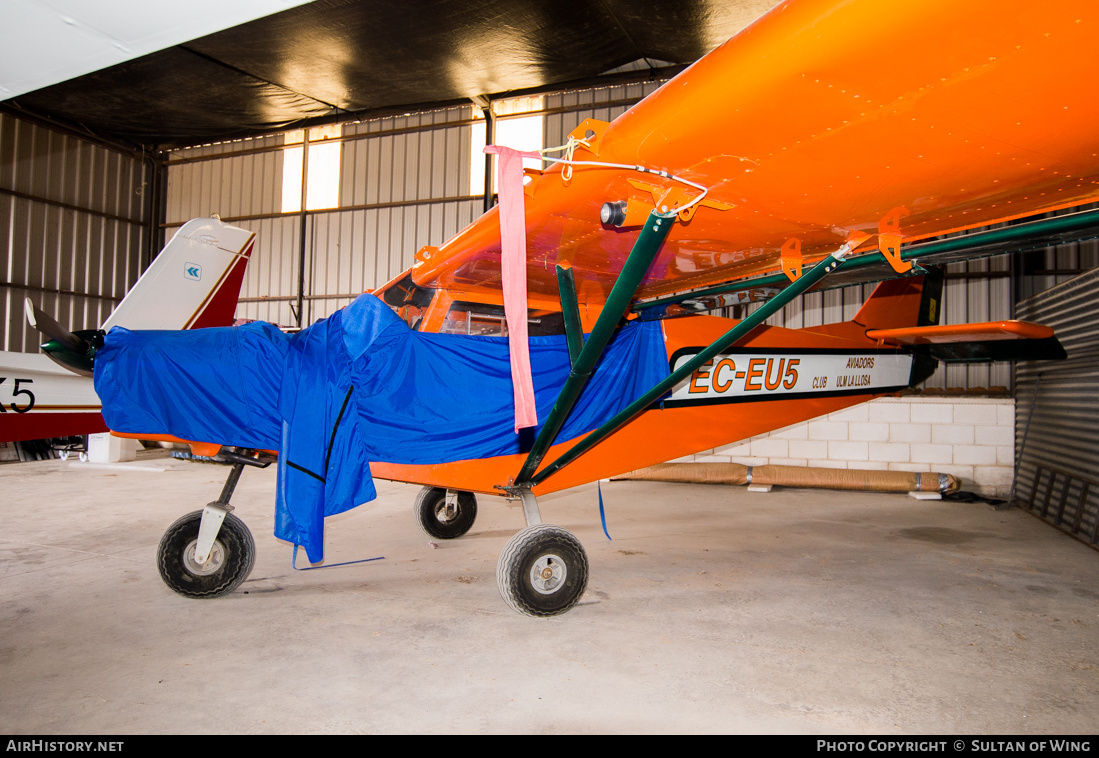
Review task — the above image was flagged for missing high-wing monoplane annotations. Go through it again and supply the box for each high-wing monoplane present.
[33,0,1098,616]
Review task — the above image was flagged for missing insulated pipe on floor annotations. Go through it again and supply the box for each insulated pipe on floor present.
[611,462,960,494]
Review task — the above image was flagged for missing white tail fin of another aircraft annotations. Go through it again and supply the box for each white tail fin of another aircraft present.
[102,218,255,331]
[2,219,256,443]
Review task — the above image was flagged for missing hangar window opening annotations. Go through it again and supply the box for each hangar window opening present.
[282,124,342,212]
[470,96,545,196]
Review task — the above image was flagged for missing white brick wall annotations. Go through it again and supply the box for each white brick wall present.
[674,397,1015,496]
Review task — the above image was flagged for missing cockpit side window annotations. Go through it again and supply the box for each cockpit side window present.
[440,301,564,337]
[376,273,435,330]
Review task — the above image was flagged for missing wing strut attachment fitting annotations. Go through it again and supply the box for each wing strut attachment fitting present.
[781,238,803,281]
[878,206,912,274]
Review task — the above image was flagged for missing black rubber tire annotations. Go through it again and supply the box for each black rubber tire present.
[156,510,255,598]
[497,524,589,617]
[415,486,477,539]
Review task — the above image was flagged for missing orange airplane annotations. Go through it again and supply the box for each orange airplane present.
[34,0,1097,616]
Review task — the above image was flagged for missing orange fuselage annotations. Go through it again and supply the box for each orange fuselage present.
[370,276,931,495]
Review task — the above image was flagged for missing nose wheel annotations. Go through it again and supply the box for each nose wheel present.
[497,524,589,617]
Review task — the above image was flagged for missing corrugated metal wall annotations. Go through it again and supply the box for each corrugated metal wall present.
[1013,267,1099,549]
[1019,204,1099,299]
[165,107,483,327]
[163,83,674,327]
[0,112,150,353]
[543,81,666,147]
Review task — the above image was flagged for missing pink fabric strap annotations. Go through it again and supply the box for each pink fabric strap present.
[484,144,540,431]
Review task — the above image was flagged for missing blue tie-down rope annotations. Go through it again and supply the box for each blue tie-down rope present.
[292,544,385,570]
[598,480,612,541]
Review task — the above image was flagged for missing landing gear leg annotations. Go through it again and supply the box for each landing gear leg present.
[192,461,245,565]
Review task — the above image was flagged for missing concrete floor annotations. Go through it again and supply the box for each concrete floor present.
[1,450,1097,735]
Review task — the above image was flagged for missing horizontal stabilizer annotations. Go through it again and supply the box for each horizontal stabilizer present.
[917,338,1065,363]
[866,321,1053,345]
[867,321,1065,363]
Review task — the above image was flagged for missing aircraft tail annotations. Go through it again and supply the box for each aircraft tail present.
[852,266,1065,363]
[102,218,254,331]
[26,218,255,376]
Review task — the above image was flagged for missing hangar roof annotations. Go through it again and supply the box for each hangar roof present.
[0,0,781,149]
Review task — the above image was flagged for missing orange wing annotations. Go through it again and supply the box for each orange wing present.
[410,0,1099,308]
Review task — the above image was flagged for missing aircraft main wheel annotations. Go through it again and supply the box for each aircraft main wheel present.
[497,524,589,617]
[156,510,255,598]
[415,486,477,539]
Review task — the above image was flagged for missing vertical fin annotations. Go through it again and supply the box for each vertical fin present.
[853,273,927,330]
[102,218,255,332]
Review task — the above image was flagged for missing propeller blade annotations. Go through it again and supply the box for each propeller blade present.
[24,298,88,354]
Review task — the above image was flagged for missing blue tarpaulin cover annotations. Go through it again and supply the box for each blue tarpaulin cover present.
[94,294,669,562]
